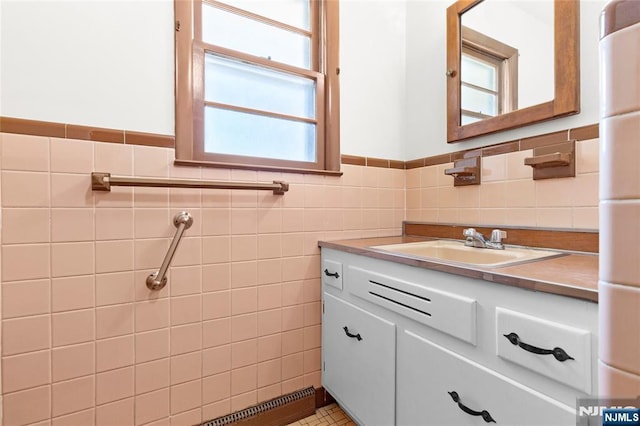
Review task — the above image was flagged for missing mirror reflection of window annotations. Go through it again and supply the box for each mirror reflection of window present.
[460,27,518,125]
[459,0,554,125]
[447,0,578,143]
[461,48,499,124]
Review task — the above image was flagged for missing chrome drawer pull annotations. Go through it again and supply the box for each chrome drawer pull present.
[324,269,340,279]
[343,326,362,341]
[503,332,574,362]
[448,391,496,423]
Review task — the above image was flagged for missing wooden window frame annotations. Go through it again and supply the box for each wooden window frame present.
[460,26,518,122]
[446,0,580,143]
[174,0,340,174]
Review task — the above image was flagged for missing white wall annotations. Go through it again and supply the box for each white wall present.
[0,0,605,161]
[339,0,407,160]
[0,0,175,135]
[0,0,408,160]
[405,0,606,159]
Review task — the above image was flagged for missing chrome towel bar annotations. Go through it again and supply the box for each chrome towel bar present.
[91,172,289,195]
[146,212,193,291]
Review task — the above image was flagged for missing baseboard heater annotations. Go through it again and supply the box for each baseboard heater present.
[201,387,316,426]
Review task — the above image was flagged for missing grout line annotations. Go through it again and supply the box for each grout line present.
[48,136,54,421]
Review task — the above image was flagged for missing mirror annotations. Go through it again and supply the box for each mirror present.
[446,0,580,143]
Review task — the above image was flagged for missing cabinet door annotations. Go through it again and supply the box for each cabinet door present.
[397,330,575,426]
[496,307,592,394]
[323,293,396,426]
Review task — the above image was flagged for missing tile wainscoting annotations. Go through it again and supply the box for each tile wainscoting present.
[0,132,404,426]
[402,125,599,230]
[0,118,600,425]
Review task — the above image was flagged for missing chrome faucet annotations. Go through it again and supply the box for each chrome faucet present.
[463,228,507,250]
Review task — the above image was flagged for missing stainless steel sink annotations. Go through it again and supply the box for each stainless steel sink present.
[370,240,564,268]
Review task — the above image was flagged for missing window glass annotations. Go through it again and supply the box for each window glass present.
[461,54,496,91]
[204,53,316,119]
[461,85,497,117]
[202,3,311,69]
[461,115,481,125]
[175,0,339,172]
[204,107,317,162]
[215,0,310,30]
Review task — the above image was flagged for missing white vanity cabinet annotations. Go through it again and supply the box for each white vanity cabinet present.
[396,330,575,425]
[321,247,598,426]
[323,293,396,426]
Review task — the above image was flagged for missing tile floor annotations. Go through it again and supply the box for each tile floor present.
[287,403,356,426]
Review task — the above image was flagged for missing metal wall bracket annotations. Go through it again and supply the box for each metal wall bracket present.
[92,172,111,191]
[444,154,481,186]
[524,140,576,180]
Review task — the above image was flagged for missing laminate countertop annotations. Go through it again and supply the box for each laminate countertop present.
[319,236,598,303]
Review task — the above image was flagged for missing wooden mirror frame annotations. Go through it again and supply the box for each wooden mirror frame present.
[446,0,580,143]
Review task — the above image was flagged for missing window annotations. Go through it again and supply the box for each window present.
[174,0,340,173]
[460,26,518,125]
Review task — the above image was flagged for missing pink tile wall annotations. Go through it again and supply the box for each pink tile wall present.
[599,20,640,398]
[0,133,404,426]
[406,140,600,230]
[0,124,602,423]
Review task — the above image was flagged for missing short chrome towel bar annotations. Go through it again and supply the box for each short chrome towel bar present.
[91,172,288,195]
[146,212,193,291]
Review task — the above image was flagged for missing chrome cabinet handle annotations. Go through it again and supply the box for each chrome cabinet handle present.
[324,269,340,279]
[503,332,574,362]
[448,391,496,423]
[343,326,362,341]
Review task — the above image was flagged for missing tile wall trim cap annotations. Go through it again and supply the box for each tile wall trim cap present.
[601,0,640,39]
[1,115,599,171]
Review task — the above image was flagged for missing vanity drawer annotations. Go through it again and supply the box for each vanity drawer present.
[348,266,477,345]
[322,258,343,290]
[322,292,396,425]
[496,307,592,394]
[397,330,575,426]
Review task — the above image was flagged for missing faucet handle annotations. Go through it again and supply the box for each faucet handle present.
[463,228,476,237]
[490,229,507,243]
